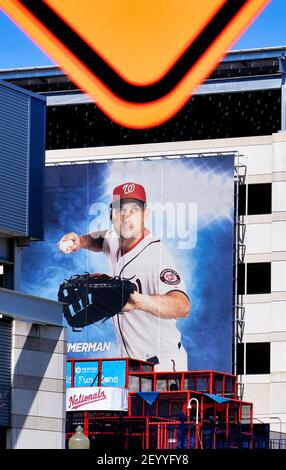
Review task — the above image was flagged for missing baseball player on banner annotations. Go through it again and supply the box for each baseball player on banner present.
[58,182,190,372]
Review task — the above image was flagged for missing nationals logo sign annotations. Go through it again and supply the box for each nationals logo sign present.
[68,388,107,410]
[66,386,128,411]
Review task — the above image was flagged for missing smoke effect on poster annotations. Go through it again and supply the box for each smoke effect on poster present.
[22,156,234,372]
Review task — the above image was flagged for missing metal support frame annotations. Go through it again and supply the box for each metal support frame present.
[279,56,286,131]
[46,150,237,166]
[233,159,246,395]
[238,163,248,400]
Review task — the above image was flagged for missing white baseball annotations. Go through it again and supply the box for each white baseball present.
[59,239,74,254]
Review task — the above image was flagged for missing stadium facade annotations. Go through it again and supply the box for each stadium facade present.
[1,46,286,445]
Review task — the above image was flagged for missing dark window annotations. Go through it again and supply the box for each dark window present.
[213,376,223,394]
[225,377,235,397]
[239,183,272,216]
[44,90,281,150]
[238,185,246,216]
[0,264,13,289]
[247,263,271,294]
[237,263,271,295]
[237,342,270,374]
[0,238,14,290]
[236,343,245,375]
[247,343,270,374]
[237,263,246,295]
[0,429,6,449]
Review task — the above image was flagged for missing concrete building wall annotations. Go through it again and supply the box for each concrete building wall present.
[7,320,66,449]
[243,134,286,436]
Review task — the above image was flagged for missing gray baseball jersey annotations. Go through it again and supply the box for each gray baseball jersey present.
[102,230,188,371]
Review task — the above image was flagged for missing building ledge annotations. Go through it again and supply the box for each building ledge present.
[0,288,63,326]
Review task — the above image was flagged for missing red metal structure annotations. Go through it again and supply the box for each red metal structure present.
[66,358,253,449]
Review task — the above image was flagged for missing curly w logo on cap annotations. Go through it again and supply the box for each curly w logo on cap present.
[112,183,146,205]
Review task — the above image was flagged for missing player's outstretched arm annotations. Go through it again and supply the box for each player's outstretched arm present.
[123,291,190,319]
[58,230,107,253]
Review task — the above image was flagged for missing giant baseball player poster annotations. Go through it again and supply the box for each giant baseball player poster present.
[22,155,234,372]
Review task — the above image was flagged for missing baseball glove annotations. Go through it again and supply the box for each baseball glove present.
[58,273,135,328]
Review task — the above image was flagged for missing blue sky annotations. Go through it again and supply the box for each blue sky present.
[0,0,285,69]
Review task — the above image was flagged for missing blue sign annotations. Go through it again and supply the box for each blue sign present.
[66,361,72,389]
[101,360,126,388]
[74,361,98,387]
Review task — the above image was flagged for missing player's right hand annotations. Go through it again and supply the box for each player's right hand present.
[57,232,81,254]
